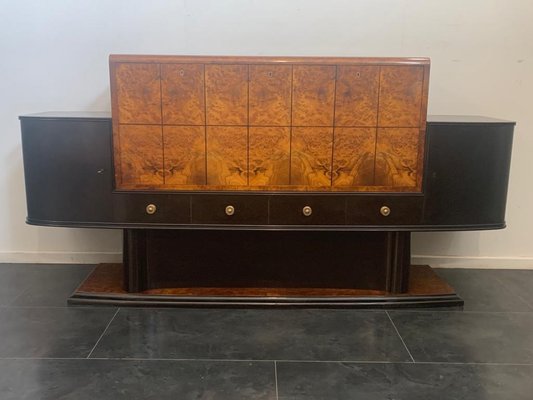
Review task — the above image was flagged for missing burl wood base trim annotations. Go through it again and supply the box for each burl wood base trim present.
[69,264,463,309]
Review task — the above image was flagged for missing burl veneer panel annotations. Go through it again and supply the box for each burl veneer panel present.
[163,126,206,185]
[375,128,420,187]
[378,66,424,127]
[292,65,336,126]
[206,126,248,186]
[334,66,380,127]
[110,55,429,192]
[161,63,205,125]
[291,127,334,186]
[119,125,164,185]
[114,63,161,124]
[249,65,292,126]
[249,127,290,186]
[332,128,376,187]
[205,65,248,125]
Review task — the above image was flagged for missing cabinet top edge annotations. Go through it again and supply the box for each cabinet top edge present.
[108,54,430,66]
[19,111,112,120]
[427,115,516,125]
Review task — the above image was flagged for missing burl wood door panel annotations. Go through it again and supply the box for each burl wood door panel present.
[332,127,376,187]
[110,55,429,192]
[113,63,162,124]
[375,128,420,187]
[291,127,333,187]
[378,66,424,127]
[249,65,292,126]
[163,126,206,186]
[335,66,380,127]
[206,126,248,186]
[205,65,248,125]
[292,65,336,126]
[161,64,205,125]
[119,125,164,186]
[249,127,290,186]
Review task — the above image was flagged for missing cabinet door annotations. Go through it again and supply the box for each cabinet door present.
[114,63,161,124]
[205,65,248,125]
[163,126,206,185]
[119,125,164,186]
[206,126,248,186]
[334,65,379,127]
[374,128,419,187]
[161,63,205,125]
[378,66,424,127]
[249,127,290,186]
[332,127,376,187]
[290,127,333,187]
[249,65,292,126]
[292,65,336,126]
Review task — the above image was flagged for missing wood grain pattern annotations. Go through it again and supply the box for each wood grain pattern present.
[115,63,161,124]
[161,63,205,125]
[332,128,376,186]
[335,66,380,127]
[249,65,292,126]
[119,124,164,185]
[163,126,206,185]
[292,65,336,126]
[205,65,248,125]
[291,127,333,186]
[375,128,419,187]
[249,127,290,186]
[378,66,424,127]
[206,126,248,185]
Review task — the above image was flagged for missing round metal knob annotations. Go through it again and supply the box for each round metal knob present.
[380,206,391,217]
[146,204,157,215]
[225,205,235,216]
[302,206,313,217]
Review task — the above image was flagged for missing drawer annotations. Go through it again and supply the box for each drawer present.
[191,195,268,225]
[112,193,191,224]
[346,196,423,225]
[269,196,346,225]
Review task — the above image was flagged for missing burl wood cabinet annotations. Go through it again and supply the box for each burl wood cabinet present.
[19,55,515,308]
[110,55,430,192]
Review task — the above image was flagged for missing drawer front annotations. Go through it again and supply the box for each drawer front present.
[112,194,191,224]
[192,195,268,225]
[269,196,346,225]
[346,196,423,225]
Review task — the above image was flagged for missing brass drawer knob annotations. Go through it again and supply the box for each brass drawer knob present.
[146,204,157,215]
[225,205,235,216]
[302,206,313,217]
[380,206,391,217]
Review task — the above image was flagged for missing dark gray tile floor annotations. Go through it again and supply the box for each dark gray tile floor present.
[0,264,532,399]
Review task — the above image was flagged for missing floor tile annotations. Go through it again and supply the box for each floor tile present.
[0,307,117,358]
[0,359,275,400]
[485,269,533,308]
[10,264,94,307]
[90,309,411,361]
[435,268,532,311]
[0,264,42,306]
[389,311,533,363]
[276,362,533,400]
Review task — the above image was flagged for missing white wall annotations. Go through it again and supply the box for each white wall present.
[1,0,531,268]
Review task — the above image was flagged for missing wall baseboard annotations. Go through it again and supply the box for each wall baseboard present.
[1,252,532,270]
[412,255,533,269]
[0,251,122,264]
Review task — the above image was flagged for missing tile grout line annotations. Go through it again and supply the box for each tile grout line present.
[274,360,279,400]
[86,308,120,359]
[386,310,415,363]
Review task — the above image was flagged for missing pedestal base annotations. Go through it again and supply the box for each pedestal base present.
[69,264,463,308]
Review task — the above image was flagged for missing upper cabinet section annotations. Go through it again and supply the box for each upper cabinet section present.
[110,55,430,192]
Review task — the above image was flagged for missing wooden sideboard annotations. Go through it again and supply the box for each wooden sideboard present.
[18,55,515,308]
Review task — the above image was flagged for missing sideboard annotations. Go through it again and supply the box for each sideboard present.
[19,55,515,308]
